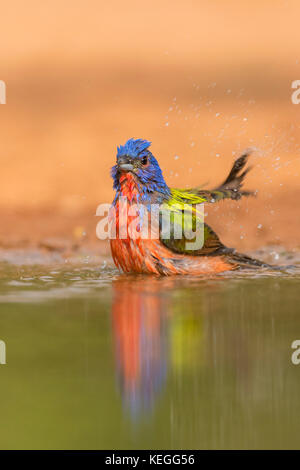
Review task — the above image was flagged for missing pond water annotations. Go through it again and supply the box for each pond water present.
[0,260,300,449]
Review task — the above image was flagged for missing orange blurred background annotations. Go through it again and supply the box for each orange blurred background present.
[0,0,300,253]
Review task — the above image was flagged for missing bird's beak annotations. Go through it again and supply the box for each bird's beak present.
[118,163,134,171]
[117,157,134,172]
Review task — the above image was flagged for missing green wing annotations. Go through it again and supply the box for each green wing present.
[159,198,224,255]
[159,151,253,256]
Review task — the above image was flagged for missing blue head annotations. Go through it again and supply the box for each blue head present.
[111,138,170,198]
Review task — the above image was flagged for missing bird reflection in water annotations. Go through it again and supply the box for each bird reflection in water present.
[111,277,204,418]
[112,278,168,416]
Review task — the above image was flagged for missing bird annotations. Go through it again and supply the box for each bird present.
[109,138,270,275]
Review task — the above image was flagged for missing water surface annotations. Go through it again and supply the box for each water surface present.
[0,261,300,449]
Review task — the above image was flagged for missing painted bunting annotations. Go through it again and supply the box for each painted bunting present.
[110,138,268,275]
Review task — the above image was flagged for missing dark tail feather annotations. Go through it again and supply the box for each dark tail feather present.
[226,250,294,271]
[227,250,273,269]
[214,149,255,200]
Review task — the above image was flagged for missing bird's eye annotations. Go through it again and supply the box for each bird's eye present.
[141,156,148,165]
